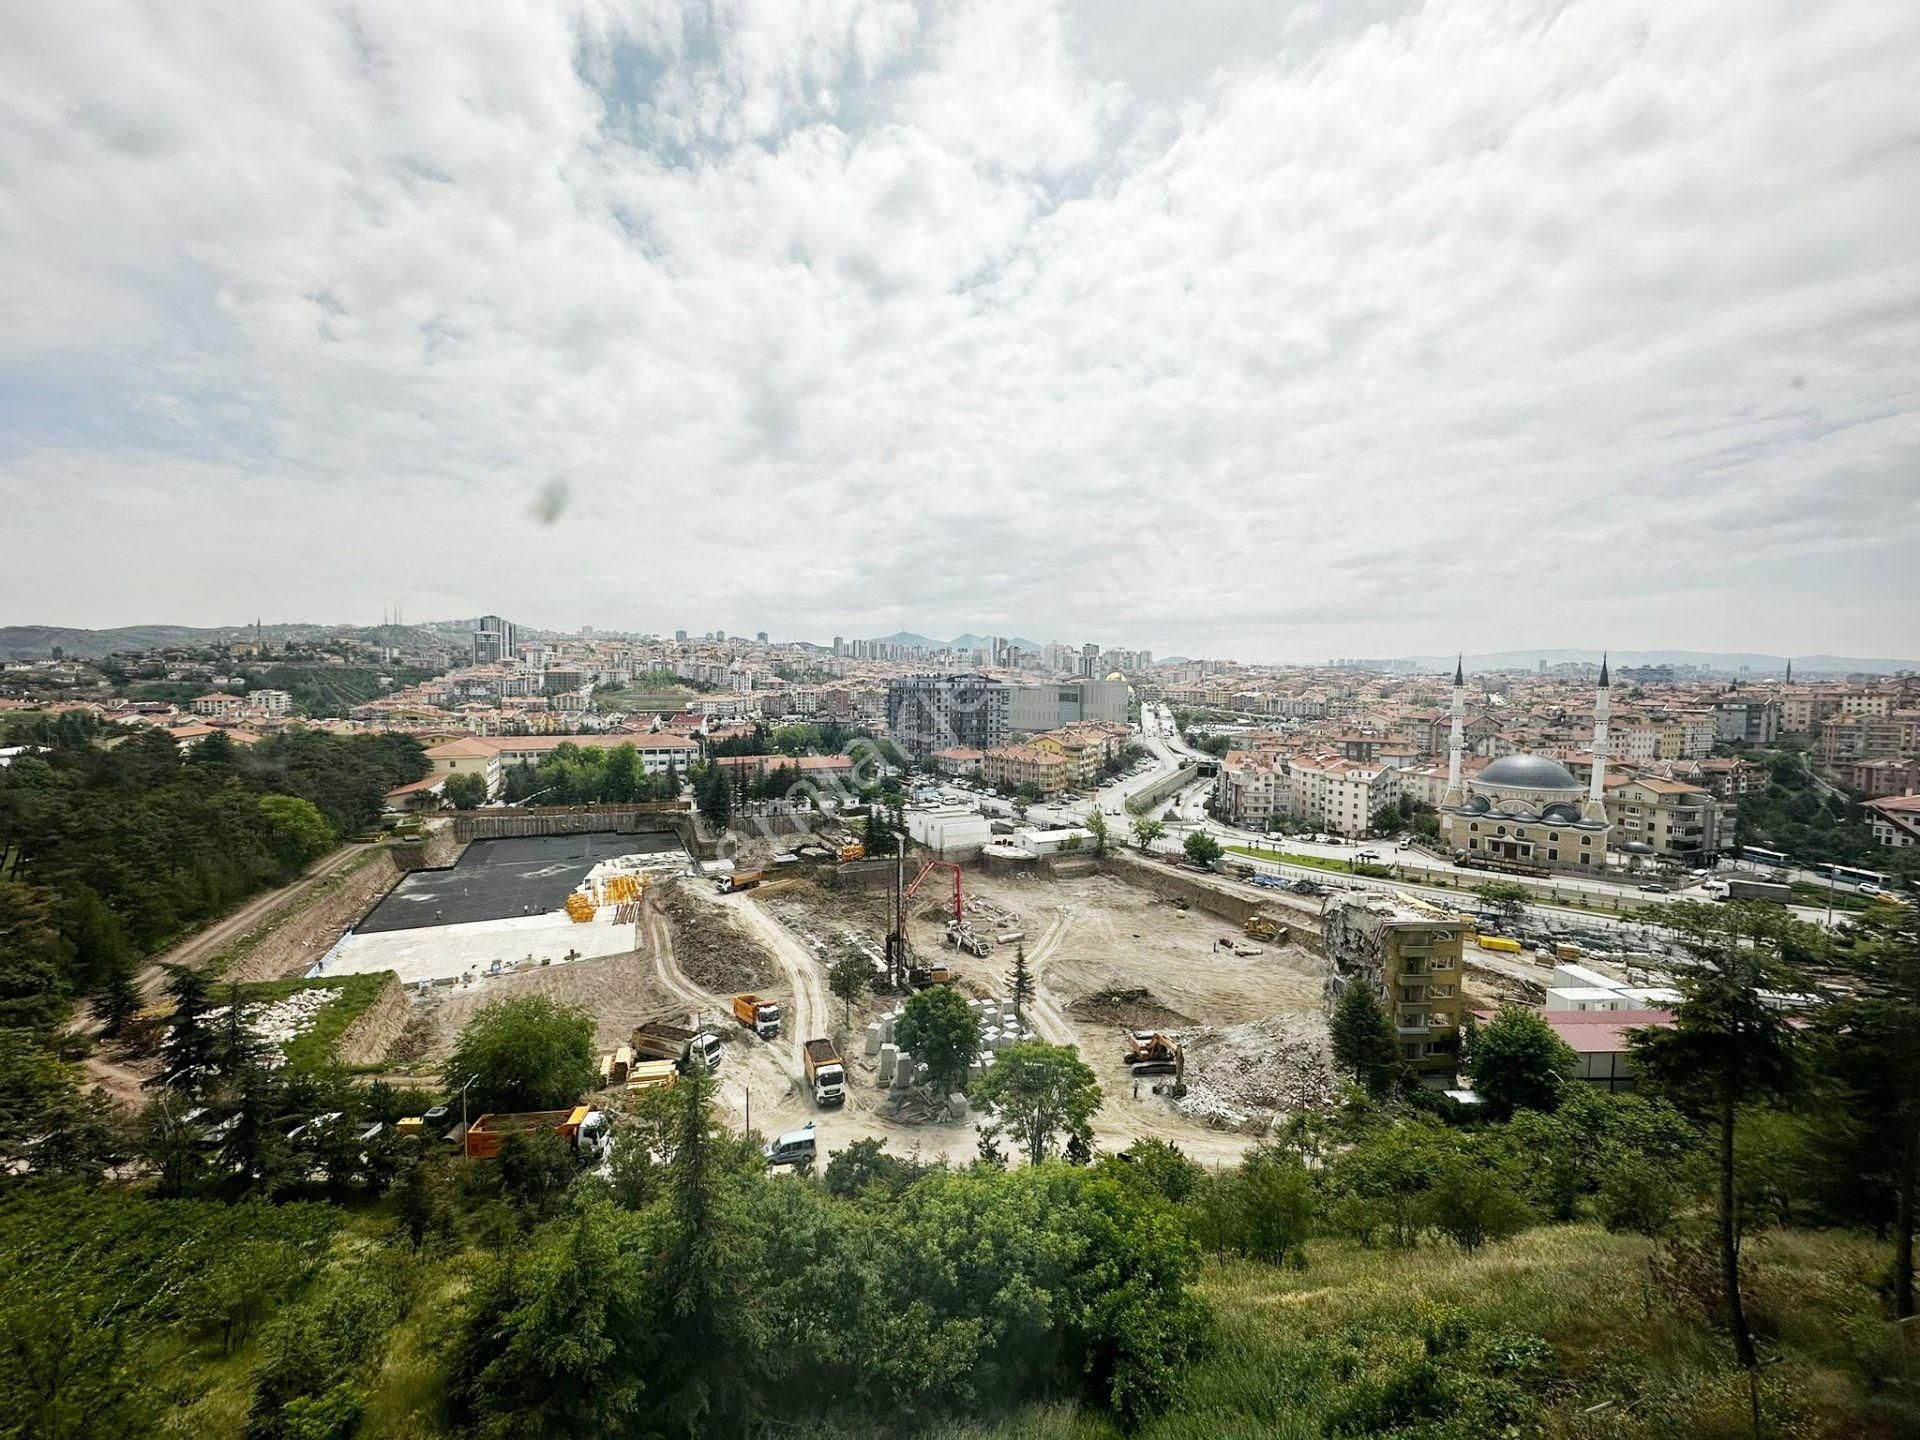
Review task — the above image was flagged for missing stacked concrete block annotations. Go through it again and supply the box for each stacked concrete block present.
[864,1023,882,1056]
[891,1051,913,1089]
[877,1044,898,1084]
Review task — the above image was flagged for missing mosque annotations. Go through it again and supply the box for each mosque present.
[1439,656,1615,872]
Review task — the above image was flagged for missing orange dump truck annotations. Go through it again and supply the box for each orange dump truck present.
[464,1105,608,1161]
[732,993,782,1040]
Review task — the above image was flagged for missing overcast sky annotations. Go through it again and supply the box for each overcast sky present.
[2,0,1917,661]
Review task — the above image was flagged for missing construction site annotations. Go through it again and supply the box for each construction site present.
[342,816,1428,1166]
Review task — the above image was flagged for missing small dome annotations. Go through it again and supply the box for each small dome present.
[1541,803,1581,824]
[1460,795,1491,815]
[1477,754,1582,791]
[1504,805,1540,821]
[1622,840,1655,855]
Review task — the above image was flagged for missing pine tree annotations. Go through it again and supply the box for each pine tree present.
[1631,901,1807,1381]
[212,983,264,1085]
[1329,981,1401,1096]
[160,965,217,1091]
[1009,944,1036,1025]
[93,953,143,1039]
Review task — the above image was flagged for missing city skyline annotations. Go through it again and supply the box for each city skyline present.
[4,1,1918,657]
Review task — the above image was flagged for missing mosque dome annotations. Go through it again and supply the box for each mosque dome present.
[1540,802,1582,824]
[1477,754,1582,791]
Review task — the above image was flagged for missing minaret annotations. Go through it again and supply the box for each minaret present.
[1583,653,1610,821]
[1442,655,1466,807]
[1785,657,1792,684]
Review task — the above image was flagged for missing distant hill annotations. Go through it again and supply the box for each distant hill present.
[1397,648,1917,676]
[0,622,445,662]
[871,631,1040,653]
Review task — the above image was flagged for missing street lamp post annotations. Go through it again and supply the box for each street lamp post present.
[459,1074,478,1140]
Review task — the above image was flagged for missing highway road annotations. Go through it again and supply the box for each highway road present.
[962,703,1845,932]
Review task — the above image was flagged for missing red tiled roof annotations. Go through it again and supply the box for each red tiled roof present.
[1541,1009,1674,1054]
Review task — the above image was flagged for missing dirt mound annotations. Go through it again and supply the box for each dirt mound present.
[1169,1015,1339,1133]
[657,888,777,995]
[1069,986,1191,1029]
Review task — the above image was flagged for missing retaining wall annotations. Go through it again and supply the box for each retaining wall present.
[1103,852,1325,953]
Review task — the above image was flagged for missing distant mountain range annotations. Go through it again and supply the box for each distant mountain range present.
[870,631,1041,653]
[1402,649,1916,676]
[0,622,445,662]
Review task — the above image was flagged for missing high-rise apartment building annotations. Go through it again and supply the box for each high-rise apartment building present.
[472,614,517,665]
[887,673,1009,757]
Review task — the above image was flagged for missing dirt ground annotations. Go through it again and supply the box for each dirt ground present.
[387,864,1338,1168]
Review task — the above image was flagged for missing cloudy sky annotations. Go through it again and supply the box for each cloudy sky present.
[2,0,1917,662]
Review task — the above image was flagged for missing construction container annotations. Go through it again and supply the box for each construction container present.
[396,1116,426,1137]
[1477,935,1524,954]
[948,1093,969,1121]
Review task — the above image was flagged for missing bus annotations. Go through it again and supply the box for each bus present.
[1739,846,1791,871]
[1813,862,1889,891]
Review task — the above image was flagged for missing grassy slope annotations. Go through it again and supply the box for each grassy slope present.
[145,1220,1920,1440]
[239,971,396,1070]
[938,1226,1917,1440]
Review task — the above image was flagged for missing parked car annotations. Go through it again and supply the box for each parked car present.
[764,1121,818,1168]
[1638,882,1670,894]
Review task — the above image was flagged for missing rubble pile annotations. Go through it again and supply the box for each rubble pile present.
[1069,986,1190,1030]
[207,988,335,1066]
[1170,1016,1340,1133]
[657,887,776,993]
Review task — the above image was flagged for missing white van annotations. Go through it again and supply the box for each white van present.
[764,1121,817,1168]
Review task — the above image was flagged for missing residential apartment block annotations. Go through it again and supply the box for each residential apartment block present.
[886,674,1009,758]
[1322,892,1465,1076]
[424,732,698,799]
[981,743,1074,797]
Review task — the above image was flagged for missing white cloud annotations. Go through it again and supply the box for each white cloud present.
[1,0,1916,660]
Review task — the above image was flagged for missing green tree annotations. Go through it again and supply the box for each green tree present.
[258,793,334,866]
[1086,809,1110,857]
[1630,901,1809,1375]
[498,1126,579,1223]
[1009,943,1036,1026]
[828,950,870,1025]
[696,766,732,828]
[1190,1147,1316,1264]
[0,881,72,1032]
[1474,882,1530,927]
[974,1041,1101,1166]
[1131,817,1165,850]
[451,1203,649,1439]
[447,995,598,1115]
[1183,831,1223,867]
[159,964,216,1090]
[442,771,488,810]
[1329,982,1402,1097]
[1816,907,1920,1316]
[895,985,981,1096]
[1426,1147,1533,1253]
[1464,1005,1576,1120]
